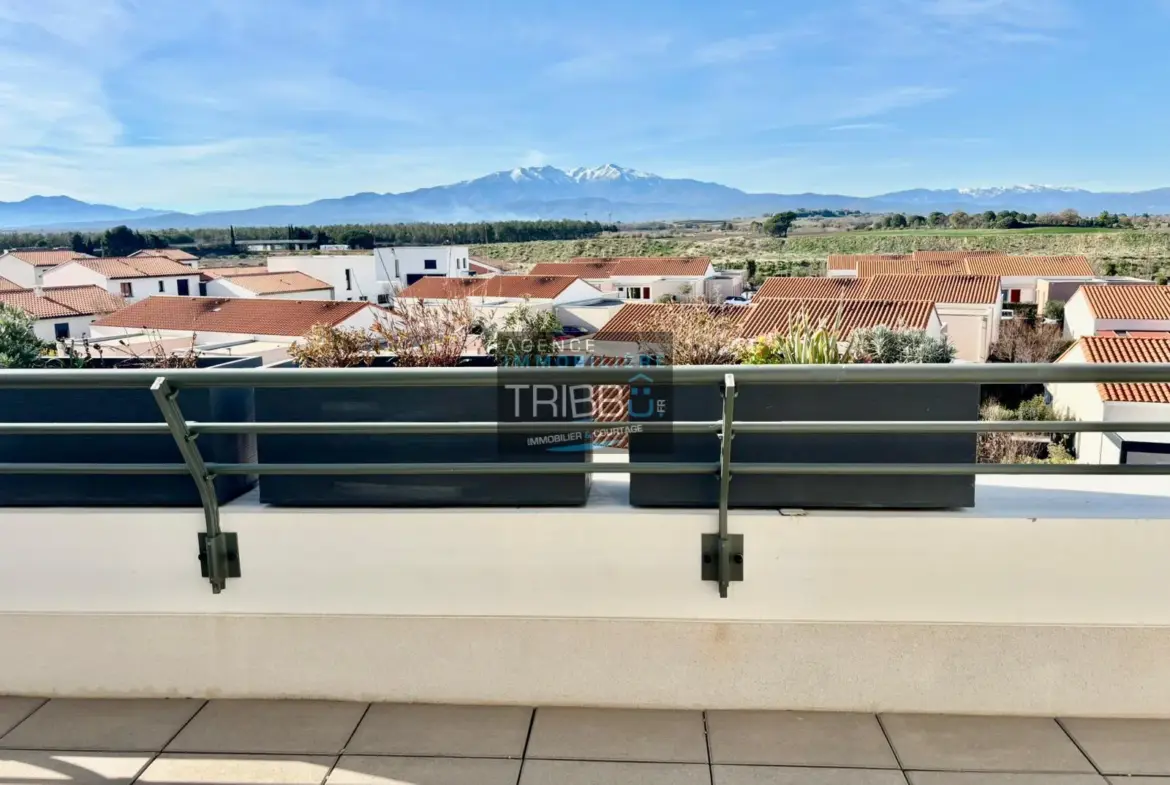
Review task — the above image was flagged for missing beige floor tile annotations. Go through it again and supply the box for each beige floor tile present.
[0,750,153,785]
[526,707,706,763]
[715,765,908,784]
[0,699,203,752]
[708,711,898,768]
[138,754,335,785]
[520,759,710,785]
[345,704,531,758]
[166,701,367,755]
[882,715,1093,773]
[329,754,520,785]
[1061,718,1170,776]
[0,698,45,738]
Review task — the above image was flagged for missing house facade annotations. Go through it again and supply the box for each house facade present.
[268,255,384,303]
[1048,336,1170,464]
[0,285,125,342]
[0,249,94,287]
[128,249,200,266]
[529,258,725,301]
[373,246,473,290]
[43,258,200,304]
[202,268,334,300]
[1063,284,1170,339]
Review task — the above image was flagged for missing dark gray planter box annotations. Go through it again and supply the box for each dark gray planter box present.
[630,381,978,509]
[255,358,591,507]
[0,357,259,506]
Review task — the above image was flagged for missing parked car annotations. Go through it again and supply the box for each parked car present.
[1001,309,1015,320]
[724,295,750,305]
[558,325,589,337]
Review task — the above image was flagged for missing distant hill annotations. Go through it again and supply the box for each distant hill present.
[5,165,1170,230]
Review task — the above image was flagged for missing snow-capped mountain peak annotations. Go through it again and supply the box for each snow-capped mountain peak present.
[567,164,657,182]
[957,184,1088,198]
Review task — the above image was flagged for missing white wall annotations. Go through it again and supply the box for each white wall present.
[1048,342,1108,462]
[557,303,626,332]
[1064,289,1097,338]
[4,482,1170,714]
[373,247,472,287]
[936,303,997,362]
[44,264,199,303]
[554,279,607,304]
[268,256,378,302]
[1092,318,1170,335]
[30,314,98,342]
[0,254,37,287]
[1000,276,1039,304]
[1104,401,1170,452]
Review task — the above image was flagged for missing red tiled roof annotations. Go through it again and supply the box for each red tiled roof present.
[529,261,618,278]
[755,277,869,300]
[468,256,504,274]
[220,272,332,295]
[399,275,584,299]
[1078,336,1170,403]
[94,296,372,336]
[826,254,910,271]
[856,258,973,277]
[0,275,22,292]
[862,274,1001,304]
[0,285,124,319]
[739,298,935,339]
[1098,330,1170,338]
[912,251,999,261]
[592,302,746,342]
[73,257,196,279]
[2,249,95,267]
[967,255,1093,277]
[129,248,199,262]
[199,265,273,279]
[1080,284,1170,320]
[555,257,712,277]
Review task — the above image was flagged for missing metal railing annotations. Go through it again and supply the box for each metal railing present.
[2,362,1170,598]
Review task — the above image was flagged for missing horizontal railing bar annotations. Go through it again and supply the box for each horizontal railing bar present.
[1,363,1170,388]
[0,463,192,474]
[201,462,719,475]
[732,463,1170,475]
[0,460,1168,476]
[5,419,1165,436]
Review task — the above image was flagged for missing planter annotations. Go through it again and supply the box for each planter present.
[630,381,978,509]
[255,358,591,507]
[0,357,259,507]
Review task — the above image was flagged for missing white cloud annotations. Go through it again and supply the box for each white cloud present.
[694,32,787,64]
[521,150,550,167]
[829,122,891,132]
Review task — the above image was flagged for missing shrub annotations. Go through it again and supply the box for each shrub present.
[737,312,850,365]
[977,395,1074,463]
[632,304,742,365]
[989,320,1071,363]
[479,301,562,365]
[850,325,956,363]
[0,303,46,368]
[1043,299,1065,323]
[372,298,479,367]
[288,323,376,368]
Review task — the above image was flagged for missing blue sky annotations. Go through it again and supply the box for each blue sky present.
[1,0,1168,211]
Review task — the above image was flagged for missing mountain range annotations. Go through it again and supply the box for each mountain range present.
[3,164,1170,230]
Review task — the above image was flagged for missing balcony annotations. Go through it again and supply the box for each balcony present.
[1,363,1169,721]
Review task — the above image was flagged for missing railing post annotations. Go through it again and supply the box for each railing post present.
[151,377,239,593]
[702,372,744,597]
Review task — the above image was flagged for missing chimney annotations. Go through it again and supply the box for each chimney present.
[33,285,43,297]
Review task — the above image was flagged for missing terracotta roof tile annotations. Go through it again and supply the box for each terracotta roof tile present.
[2,249,95,267]
[558,257,712,277]
[1078,336,1170,403]
[739,298,935,338]
[0,275,22,292]
[73,257,196,279]
[967,255,1093,276]
[399,275,584,299]
[0,285,124,319]
[834,253,1094,278]
[129,248,199,262]
[592,302,746,342]
[755,277,870,299]
[856,258,972,277]
[863,274,1001,304]
[95,296,373,337]
[221,272,333,295]
[1080,284,1170,320]
[826,254,910,271]
[529,261,618,277]
[199,265,273,279]
[912,251,999,260]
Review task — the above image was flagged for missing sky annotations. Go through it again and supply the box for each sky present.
[1,0,1169,212]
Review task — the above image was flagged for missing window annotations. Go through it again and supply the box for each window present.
[345,269,353,291]
[158,281,166,293]
[424,259,437,270]
[359,295,368,302]
[377,294,390,304]
[53,322,70,340]
[120,281,133,298]
[626,286,651,300]
[198,282,208,296]
[1007,289,1022,303]
[177,279,190,296]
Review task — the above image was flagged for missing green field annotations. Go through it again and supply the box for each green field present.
[471,228,1170,280]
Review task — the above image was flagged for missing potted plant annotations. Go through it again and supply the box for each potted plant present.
[0,307,258,507]
[254,300,590,507]
[627,307,977,509]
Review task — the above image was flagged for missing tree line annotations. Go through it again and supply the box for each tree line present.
[869,209,1139,231]
[0,219,616,255]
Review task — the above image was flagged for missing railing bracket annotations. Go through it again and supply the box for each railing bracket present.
[151,376,237,594]
[703,372,742,597]
[701,533,744,587]
[198,532,241,580]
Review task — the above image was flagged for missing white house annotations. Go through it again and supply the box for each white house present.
[829,253,1095,305]
[43,257,201,304]
[529,257,724,301]
[373,246,473,290]
[0,285,124,342]
[91,296,385,346]
[201,268,334,300]
[128,248,200,266]
[0,249,94,288]
[1048,336,1170,464]
[1064,284,1170,339]
[468,256,504,276]
[268,255,383,303]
